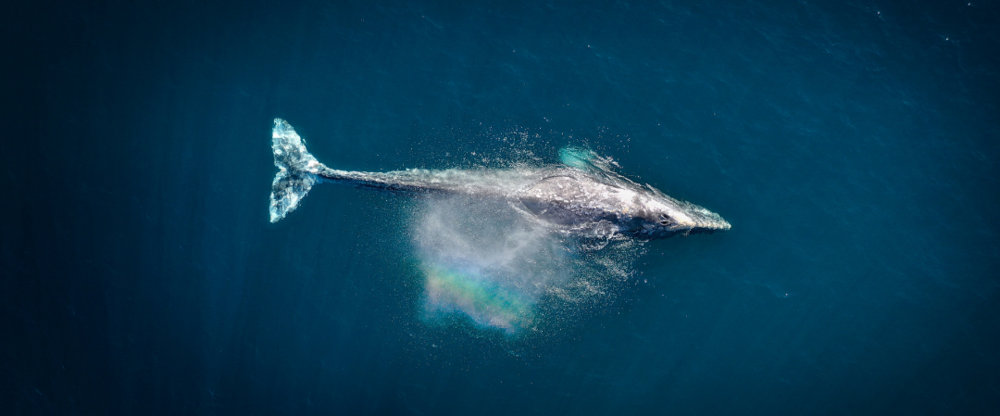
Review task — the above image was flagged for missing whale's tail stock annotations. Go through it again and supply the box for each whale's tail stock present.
[269,118,325,223]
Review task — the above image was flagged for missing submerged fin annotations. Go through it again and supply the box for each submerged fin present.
[270,119,324,223]
[558,146,620,172]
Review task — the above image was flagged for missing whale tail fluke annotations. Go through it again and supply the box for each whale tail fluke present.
[270,118,324,223]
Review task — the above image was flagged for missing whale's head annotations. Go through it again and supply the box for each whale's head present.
[630,187,732,239]
[517,168,730,240]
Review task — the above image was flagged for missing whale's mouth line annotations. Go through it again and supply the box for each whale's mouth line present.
[688,219,732,235]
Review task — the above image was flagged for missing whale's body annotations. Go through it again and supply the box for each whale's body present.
[269,119,730,239]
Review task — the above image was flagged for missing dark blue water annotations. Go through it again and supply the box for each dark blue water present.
[4,0,999,414]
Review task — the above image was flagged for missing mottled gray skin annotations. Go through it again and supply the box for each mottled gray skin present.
[269,119,730,239]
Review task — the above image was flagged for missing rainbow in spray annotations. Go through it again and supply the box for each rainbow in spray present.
[421,263,534,333]
[410,195,573,334]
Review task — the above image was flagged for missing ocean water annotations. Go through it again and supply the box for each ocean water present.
[3,0,999,414]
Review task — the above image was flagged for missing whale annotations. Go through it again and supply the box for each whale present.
[268,119,731,239]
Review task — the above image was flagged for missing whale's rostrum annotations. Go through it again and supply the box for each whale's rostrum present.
[269,118,730,239]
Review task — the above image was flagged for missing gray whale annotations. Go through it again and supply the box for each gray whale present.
[269,119,730,239]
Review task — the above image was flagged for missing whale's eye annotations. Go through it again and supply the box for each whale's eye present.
[658,213,673,226]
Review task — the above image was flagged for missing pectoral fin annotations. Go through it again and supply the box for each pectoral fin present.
[558,146,620,172]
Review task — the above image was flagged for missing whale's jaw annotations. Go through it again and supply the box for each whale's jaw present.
[682,216,732,236]
[640,211,731,239]
[678,205,732,235]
